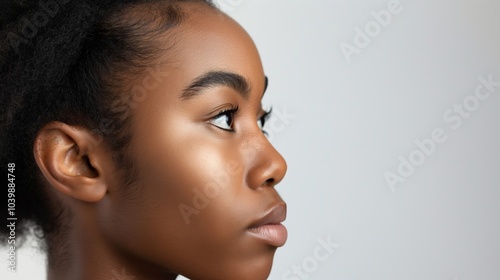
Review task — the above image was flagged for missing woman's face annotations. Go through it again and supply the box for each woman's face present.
[98,4,287,280]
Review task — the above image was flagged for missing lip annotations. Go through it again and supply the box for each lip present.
[247,203,288,247]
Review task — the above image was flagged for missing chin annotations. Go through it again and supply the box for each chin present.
[184,250,277,280]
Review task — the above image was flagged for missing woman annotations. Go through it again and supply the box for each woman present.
[0,0,288,279]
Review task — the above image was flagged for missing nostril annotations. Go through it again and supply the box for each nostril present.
[264,178,275,186]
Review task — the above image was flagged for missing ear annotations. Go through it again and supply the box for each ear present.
[33,121,115,203]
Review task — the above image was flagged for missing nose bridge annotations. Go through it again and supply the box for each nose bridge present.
[243,132,287,189]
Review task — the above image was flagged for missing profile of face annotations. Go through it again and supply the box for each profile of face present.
[32,2,287,280]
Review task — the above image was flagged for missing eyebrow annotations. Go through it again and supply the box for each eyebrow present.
[180,70,268,100]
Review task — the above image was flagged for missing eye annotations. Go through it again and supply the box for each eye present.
[257,107,272,135]
[208,106,238,132]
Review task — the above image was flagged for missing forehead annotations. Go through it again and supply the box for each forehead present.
[159,3,265,91]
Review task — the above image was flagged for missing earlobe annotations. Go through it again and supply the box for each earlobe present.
[33,121,112,203]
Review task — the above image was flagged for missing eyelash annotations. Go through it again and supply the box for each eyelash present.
[258,107,272,135]
[209,106,273,135]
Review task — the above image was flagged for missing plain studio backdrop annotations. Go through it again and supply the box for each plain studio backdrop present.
[2,0,500,279]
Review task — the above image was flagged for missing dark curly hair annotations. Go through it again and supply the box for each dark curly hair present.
[0,0,217,256]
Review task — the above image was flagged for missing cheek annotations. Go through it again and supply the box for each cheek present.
[142,139,246,234]
[114,122,250,248]
[98,138,251,272]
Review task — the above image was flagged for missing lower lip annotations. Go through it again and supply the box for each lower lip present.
[248,224,288,247]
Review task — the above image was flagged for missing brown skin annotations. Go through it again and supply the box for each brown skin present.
[33,3,287,280]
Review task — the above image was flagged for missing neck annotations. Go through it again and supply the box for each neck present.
[45,220,178,280]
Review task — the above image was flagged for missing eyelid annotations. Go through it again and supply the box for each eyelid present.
[205,103,238,118]
[206,104,272,134]
[206,105,239,132]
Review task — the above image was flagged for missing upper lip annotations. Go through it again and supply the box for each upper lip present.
[248,202,287,229]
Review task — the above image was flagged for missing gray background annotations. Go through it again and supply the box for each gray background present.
[3,0,500,279]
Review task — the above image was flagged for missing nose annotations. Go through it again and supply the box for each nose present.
[245,133,287,190]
